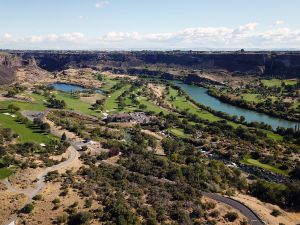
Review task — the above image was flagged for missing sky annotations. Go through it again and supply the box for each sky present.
[0,0,300,50]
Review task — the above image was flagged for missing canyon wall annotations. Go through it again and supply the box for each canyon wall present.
[2,51,300,83]
[0,53,24,84]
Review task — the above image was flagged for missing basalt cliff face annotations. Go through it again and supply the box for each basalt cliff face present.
[0,53,24,84]
[2,51,300,83]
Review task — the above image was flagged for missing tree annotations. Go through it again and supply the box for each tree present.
[239,115,245,123]
[5,89,17,98]
[41,122,51,133]
[33,118,43,126]
[139,104,147,110]
[68,212,93,225]
[92,99,105,110]
[290,165,300,180]
[47,98,66,109]
[7,104,20,112]
[19,116,29,124]
[61,132,67,142]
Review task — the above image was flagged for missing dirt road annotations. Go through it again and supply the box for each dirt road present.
[1,145,78,225]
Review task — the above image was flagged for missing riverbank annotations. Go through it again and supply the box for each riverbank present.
[207,88,300,124]
[174,81,300,130]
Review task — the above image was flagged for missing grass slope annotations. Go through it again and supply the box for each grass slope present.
[167,87,221,122]
[55,91,98,116]
[0,112,56,144]
[241,155,288,176]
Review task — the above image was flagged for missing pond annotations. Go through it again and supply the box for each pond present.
[50,83,102,93]
[174,81,300,130]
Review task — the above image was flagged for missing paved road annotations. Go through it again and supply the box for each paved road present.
[203,192,264,225]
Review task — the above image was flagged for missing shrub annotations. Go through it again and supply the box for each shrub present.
[52,198,61,204]
[45,170,59,181]
[271,209,281,217]
[224,212,238,222]
[84,198,93,208]
[53,204,60,210]
[202,201,216,210]
[20,203,34,214]
[60,188,69,196]
[33,194,43,201]
[209,210,219,218]
[68,211,93,225]
[56,214,68,224]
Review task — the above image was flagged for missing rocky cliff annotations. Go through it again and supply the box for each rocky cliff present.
[0,53,24,84]
[6,51,300,78]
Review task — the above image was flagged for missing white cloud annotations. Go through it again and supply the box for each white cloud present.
[2,33,15,42]
[95,1,109,8]
[1,23,300,49]
[4,33,12,39]
[273,20,284,26]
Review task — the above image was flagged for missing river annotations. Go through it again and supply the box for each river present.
[174,81,300,130]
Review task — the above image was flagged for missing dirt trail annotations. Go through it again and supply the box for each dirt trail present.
[1,146,78,225]
[1,110,82,225]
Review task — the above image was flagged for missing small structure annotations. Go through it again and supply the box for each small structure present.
[102,112,109,119]
[40,143,46,147]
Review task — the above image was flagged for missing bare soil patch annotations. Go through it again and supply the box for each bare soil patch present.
[16,182,101,225]
[8,168,44,190]
[0,187,27,225]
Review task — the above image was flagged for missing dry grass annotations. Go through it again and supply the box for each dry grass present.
[0,184,28,225]
[16,182,101,225]
[233,193,300,225]
[201,196,247,224]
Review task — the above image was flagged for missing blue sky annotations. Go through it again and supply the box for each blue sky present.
[1,0,300,49]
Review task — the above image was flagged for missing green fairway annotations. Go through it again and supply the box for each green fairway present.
[0,112,56,144]
[264,130,283,141]
[138,97,168,114]
[262,79,297,87]
[0,100,46,112]
[101,77,119,92]
[103,85,130,112]
[103,84,168,114]
[0,168,13,180]
[167,128,186,138]
[241,155,288,176]
[55,91,98,116]
[242,94,262,103]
